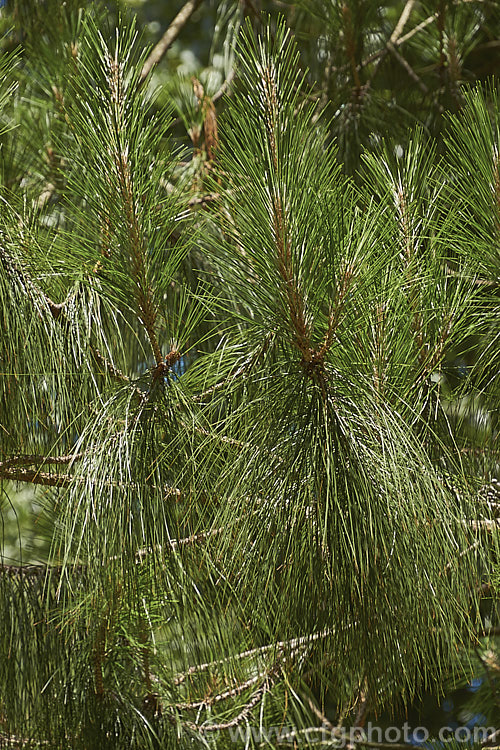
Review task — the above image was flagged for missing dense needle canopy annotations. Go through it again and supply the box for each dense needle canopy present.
[0,3,499,749]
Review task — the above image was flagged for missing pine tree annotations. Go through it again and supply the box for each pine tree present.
[0,2,499,748]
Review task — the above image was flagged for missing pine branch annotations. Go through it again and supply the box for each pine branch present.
[445,267,499,286]
[175,671,267,710]
[2,241,128,389]
[199,671,279,733]
[91,348,130,382]
[306,696,336,733]
[441,541,480,573]
[135,524,225,561]
[0,731,49,748]
[259,57,331,389]
[139,0,206,84]
[174,628,334,686]
[212,69,236,103]
[333,14,437,76]
[106,53,165,370]
[187,192,220,208]
[0,564,53,578]
[192,337,273,402]
[0,453,84,469]
[390,0,417,44]
[0,464,182,498]
[0,468,75,488]
[386,41,430,95]
[2,12,500,744]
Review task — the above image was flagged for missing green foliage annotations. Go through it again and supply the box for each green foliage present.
[0,2,499,748]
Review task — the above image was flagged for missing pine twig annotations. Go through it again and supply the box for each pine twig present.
[0,453,84,470]
[480,728,500,748]
[212,69,236,103]
[334,14,436,76]
[0,468,75,488]
[355,0,417,91]
[390,0,417,44]
[188,192,220,208]
[386,41,429,95]
[173,628,333,686]
[199,671,279,733]
[0,463,182,499]
[306,696,336,732]
[441,541,480,574]
[175,671,266,710]
[91,348,130,382]
[135,523,225,561]
[140,0,206,84]
[366,0,416,87]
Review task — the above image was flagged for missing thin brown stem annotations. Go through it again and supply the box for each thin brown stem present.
[390,0,417,44]
[342,5,362,91]
[261,65,318,378]
[364,0,417,90]
[175,672,265,710]
[140,0,206,84]
[93,622,106,698]
[107,54,163,368]
[386,41,429,95]
[306,696,336,732]
[0,468,75,488]
[200,671,279,732]
[0,453,84,470]
[91,348,131,382]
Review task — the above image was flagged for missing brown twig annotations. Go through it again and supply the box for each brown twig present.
[0,564,55,578]
[0,731,49,747]
[135,524,226,562]
[0,468,75,488]
[174,628,333,686]
[192,78,218,163]
[0,244,65,321]
[465,518,500,531]
[178,417,247,448]
[2,236,132,388]
[347,677,370,749]
[107,53,164,369]
[306,696,336,732]
[175,672,265,710]
[386,41,429,95]
[390,0,417,44]
[200,672,279,732]
[188,192,220,208]
[334,14,437,77]
[261,65,317,379]
[445,266,499,287]
[91,348,130,382]
[0,453,84,470]
[140,0,206,84]
[192,338,273,403]
[212,69,236,103]
[480,728,500,747]
[441,541,480,574]
[342,4,362,90]
[358,0,418,91]
[0,462,182,500]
